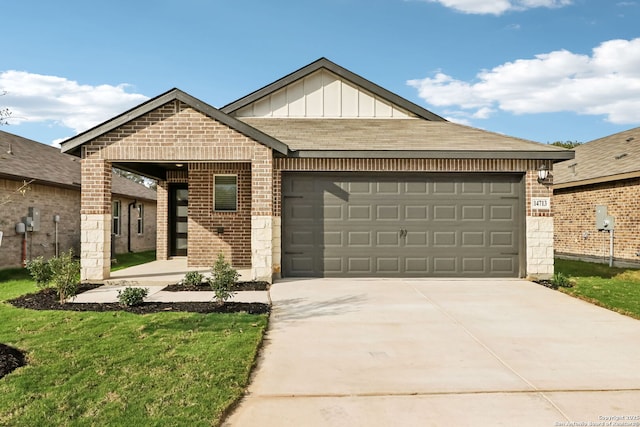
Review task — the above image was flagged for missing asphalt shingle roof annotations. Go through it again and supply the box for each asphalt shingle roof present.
[0,130,156,201]
[241,118,570,153]
[554,127,640,187]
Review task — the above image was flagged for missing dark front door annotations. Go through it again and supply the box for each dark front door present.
[170,184,188,257]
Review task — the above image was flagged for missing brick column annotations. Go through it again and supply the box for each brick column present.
[526,168,554,279]
[251,147,273,282]
[80,158,112,281]
[156,181,168,260]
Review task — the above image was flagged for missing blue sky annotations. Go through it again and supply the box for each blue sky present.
[2,0,640,146]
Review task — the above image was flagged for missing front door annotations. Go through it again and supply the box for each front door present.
[170,184,188,257]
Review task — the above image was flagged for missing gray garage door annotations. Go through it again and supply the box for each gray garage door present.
[282,173,523,278]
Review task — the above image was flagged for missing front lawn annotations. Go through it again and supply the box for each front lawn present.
[111,250,157,271]
[0,267,267,426]
[555,258,640,320]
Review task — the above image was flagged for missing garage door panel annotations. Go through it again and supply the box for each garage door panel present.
[377,257,400,273]
[433,231,456,246]
[462,231,485,247]
[433,181,456,194]
[348,231,371,246]
[433,205,457,220]
[462,258,485,273]
[405,231,428,247]
[283,173,522,277]
[377,205,400,220]
[377,231,401,246]
[348,205,372,220]
[462,205,485,221]
[377,181,400,194]
[405,257,429,273]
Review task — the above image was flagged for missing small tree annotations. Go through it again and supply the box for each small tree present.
[47,249,80,304]
[209,253,238,304]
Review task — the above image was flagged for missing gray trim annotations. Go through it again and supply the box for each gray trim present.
[220,58,446,122]
[288,150,575,161]
[60,89,290,157]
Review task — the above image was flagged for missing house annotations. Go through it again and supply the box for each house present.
[0,130,157,269]
[554,127,640,267]
[60,58,573,283]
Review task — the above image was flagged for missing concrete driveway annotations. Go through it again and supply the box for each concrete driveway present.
[224,279,640,426]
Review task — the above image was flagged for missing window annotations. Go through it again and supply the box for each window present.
[112,200,121,236]
[214,175,238,212]
[137,203,144,235]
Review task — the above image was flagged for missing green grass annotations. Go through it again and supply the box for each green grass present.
[555,258,640,320]
[111,250,157,271]
[0,267,268,426]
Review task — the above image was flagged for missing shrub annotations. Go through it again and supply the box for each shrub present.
[117,286,149,307]
[209,253,238,303]
[26,256,52,289]
[47,250,80,304]
[552,272,573,288]
[182,271,205,287]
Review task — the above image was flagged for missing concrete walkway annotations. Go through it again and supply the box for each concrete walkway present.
[224,278,640,426]
[72,258,268,304]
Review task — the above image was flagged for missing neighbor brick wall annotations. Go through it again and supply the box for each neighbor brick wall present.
[111,196,157,254]
[0,178,81,269]
[554,178,640,264]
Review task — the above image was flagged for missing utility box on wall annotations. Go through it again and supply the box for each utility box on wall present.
[595,205,615,231]
[28,207,41,232]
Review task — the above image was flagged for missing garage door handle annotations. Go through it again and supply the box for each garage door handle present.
[285,251,304,255]
[500,252,518,255]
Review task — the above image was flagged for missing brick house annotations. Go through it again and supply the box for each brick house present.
[554,127,640,267]
[0,130,157,269]
[60,58,573,282]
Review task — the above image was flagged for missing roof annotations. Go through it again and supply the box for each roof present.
[60,88,289,157]
[242,118,574,160]
[221,57,446,122]
[554,127,640,189]
[0,130,157,201]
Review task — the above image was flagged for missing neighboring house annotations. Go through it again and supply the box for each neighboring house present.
[0,130,157,269]
[554,127,640,267]
[60,58,573,283]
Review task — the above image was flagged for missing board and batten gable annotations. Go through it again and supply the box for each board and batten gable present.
[235,69,415,119]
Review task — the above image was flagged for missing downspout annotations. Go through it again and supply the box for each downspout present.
[127,199,137,253]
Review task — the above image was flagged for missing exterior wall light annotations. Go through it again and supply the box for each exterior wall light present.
[537,164,550,184]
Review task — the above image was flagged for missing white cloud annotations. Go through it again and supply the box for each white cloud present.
[423,0,571,15]
[407,38,640,125]
[0,71,148,135]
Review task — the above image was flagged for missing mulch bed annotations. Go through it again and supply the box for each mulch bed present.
[6,284,270,315]
[163,281,270,292]
[0,344,26,380]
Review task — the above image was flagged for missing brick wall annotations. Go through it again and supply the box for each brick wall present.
[0,178,81,269]
[187,163,252,268]
[554,178,640,265]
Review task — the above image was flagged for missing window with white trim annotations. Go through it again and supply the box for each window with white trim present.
[112,200,121,236]
[137,203,144,235]
[214,175,238,212]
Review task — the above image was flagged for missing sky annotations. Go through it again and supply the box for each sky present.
[1,0,640,147]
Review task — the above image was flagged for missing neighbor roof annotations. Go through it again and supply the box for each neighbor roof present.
[242,118,574,160]
[0,130,157,200]
[554,127,640,189]
[221,57,446,122]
